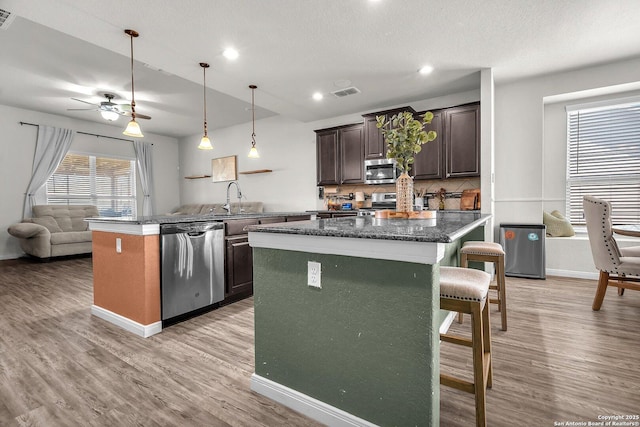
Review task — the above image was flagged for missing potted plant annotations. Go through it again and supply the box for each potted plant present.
[376,111,437,212]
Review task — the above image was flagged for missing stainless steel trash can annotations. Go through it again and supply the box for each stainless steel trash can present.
[499,223,546,279]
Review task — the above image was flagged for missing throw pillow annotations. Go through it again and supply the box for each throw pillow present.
[543,210,575,237]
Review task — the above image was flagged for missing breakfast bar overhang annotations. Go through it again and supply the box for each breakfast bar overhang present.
[247,212,490,427]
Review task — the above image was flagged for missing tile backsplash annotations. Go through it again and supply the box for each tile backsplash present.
[322,177,481,210]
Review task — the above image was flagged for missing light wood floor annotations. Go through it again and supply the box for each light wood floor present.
[1,257,639,426]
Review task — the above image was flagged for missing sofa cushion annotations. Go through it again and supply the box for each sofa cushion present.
[29,216,63,233]
[32,205,99,232]
[50,230,92,245]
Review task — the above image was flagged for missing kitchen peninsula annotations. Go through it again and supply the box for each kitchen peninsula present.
[86,212,312,338]
[247,211,490,427]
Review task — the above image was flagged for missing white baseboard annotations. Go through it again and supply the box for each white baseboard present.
[91,305,162,338]
[440,311,457,334]
[546,269,599,280]
[250,374,378,427]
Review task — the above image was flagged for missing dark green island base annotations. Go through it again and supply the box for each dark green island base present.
[247,212,489,426]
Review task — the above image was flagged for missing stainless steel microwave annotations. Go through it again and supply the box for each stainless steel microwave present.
[364,158,400,184]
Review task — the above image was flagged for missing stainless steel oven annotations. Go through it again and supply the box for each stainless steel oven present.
[364,158,399,184]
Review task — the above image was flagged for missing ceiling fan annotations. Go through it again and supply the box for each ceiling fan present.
[68,93,151,121]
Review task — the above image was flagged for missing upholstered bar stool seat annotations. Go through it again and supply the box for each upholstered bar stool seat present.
[440,266,493,427]
[460,241,508,331]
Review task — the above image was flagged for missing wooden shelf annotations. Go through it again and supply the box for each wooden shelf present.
[239,169,273,175]
[184,175,211,179]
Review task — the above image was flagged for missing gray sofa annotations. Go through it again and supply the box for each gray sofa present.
[170,202,264,215]
[7,205,98,259]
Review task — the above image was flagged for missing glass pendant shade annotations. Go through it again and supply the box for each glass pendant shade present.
[248,84,259,158]
[248,145,259,158]
[197,62,212,150]
[123,119,144,137]
[198,135,213,150]
[123,29,144,138]
[101,110,120,121]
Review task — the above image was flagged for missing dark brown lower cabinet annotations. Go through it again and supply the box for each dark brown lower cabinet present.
[224,235,253,303]
[223,218,258,304]
[222,215,313,305]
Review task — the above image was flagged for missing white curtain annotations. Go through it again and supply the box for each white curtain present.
[22,125,75,219]
[133,140,154,216]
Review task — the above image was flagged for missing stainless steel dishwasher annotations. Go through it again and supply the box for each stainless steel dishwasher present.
[160,222,225,326]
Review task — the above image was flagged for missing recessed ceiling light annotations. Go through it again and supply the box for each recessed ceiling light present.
[418,65,434,75]
[313,92,324,101]
[223,48,239,60]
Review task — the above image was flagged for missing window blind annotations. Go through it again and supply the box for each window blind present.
[46,153,137,217]
[566,101,640,225]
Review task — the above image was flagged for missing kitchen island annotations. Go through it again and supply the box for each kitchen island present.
[85,212,314,337]
[247,211,490,427]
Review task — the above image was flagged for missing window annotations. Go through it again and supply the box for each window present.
[566,99,640,225]
[47,153,137,217]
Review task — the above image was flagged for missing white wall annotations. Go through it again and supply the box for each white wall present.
[0,104,180,259]
[178,115,318,212]
[494,56,640,277]
[178,90,482,213]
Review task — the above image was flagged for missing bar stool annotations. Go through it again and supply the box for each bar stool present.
[440,266,493,427]
[459,241,507,331]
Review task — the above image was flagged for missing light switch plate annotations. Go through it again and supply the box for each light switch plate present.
[307,261,321,288]
[116,237,122,253]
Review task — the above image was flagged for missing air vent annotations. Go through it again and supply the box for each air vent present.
[0,9,15,30]
[331,87,361,98]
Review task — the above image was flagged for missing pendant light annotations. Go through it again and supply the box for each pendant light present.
[197,62,213,150]
[123,29,143,138]
[248,84,259,158]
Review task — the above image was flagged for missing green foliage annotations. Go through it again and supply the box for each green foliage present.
[376,111,437,173]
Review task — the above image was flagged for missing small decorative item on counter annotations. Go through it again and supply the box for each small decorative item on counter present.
[355,191,365,209]
[342,203,353,210]
[460,189,480,210]
[395,172,414,213]
[376,111,438,213]
[436,188,446,210]
[327,198,342,211]
[414,188,426,211]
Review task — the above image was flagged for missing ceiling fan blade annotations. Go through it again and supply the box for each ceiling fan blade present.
[122,111,151,120]
[67,108,98,111]
[71,97,99,106]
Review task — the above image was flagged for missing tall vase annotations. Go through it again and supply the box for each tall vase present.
[396,172,414,213]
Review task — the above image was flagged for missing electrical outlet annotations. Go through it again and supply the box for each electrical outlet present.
[308,261,321,288]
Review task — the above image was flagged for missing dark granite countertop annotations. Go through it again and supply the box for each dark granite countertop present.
[246,211,490,243]
[85,211,313,225]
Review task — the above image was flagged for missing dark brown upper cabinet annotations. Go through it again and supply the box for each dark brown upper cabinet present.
[316,129,339,185]
[339,124,364,184]
[362,107,416,161]
[412,110,444,180]
[315,102,480,185]
[444,103,480,178]
[315,123,364,185]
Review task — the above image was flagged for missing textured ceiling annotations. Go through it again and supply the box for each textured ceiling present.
[1,0,640,138]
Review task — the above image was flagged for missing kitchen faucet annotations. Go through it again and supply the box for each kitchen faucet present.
[223,181,242,214]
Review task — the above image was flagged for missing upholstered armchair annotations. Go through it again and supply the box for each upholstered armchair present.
[583,195,640,310]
